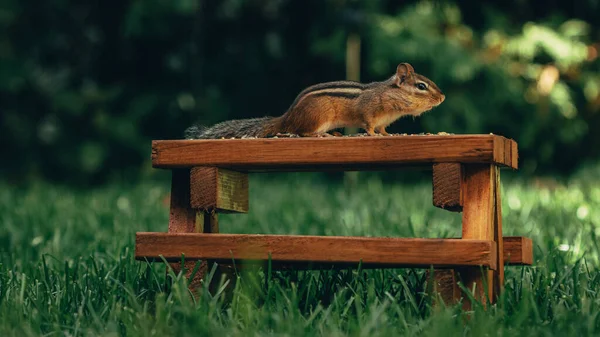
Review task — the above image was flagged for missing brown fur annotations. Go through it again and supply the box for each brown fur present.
[185,63,445,139]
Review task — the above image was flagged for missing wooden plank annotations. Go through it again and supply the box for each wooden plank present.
[430,270,460,306]
[504,236,533,265]
[460,164,497,306]
[172,236,533,270]
[176,235,531,270]
[432,163,463,212]
[168,169,197,233]
[511,140,519,169]
[493,136,506,169]
[168,235,530,269]
[190,167,248,213]
[167,169,204,291]
[151,135,518,171]
[493,166,504,297]
[435,236,532,265]
[167,169,222,293]
[135,233,497,269]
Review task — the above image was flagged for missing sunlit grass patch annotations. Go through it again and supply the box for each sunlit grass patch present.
[1,168,600,335]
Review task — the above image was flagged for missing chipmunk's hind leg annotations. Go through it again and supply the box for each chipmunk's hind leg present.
[375,126,390,136]
[363,124,377,136]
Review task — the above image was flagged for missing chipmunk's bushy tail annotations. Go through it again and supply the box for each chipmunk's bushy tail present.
[184,117,281,139]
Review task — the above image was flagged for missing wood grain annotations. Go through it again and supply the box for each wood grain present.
[151,135,518,171]
[196,211,219,234]
[504,236,533,265]
[204,236,532,270]
[493,166,505,296]
[172,235,531,269]
[461,164,496,306]
[167,169,223,292]
[135,233,497,269]
[433,236,532,265]
[190,167,248,213]
[510,139,519,169]
[168,169,197,233]
[432,163,463,212]
[430,270,460,306]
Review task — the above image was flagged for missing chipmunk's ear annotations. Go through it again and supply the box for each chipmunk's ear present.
[395,63,415,86]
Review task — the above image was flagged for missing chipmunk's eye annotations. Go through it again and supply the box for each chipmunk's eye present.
[416,83,427,90]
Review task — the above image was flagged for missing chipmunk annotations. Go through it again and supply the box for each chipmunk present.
[185,63,445,139]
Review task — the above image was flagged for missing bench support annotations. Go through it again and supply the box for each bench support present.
[432,163,463,212]
[461,165,502,306]
[432,164,504,307]
[190,167,248,212]
[168,169,212,291]
[168,168,243,293]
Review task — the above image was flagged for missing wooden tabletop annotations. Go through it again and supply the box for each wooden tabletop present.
[151,134,518,172]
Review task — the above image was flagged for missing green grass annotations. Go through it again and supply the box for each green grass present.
[2,168,600,336]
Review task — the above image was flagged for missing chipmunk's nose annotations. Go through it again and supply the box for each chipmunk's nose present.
[439,94,445,104]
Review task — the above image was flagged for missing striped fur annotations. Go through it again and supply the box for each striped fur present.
[287,82,364,109]
[186,82,364,139]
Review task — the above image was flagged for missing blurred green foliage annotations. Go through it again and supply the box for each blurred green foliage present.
[0,0,599,183]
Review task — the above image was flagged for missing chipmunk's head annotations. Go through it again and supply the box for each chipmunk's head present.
[391,63,445,115]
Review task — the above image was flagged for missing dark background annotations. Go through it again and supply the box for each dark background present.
[1,0,599,184]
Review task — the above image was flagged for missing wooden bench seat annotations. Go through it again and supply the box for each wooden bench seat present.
[151,134,518,171]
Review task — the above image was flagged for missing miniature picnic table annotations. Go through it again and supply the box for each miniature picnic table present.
[136,134,532,306]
